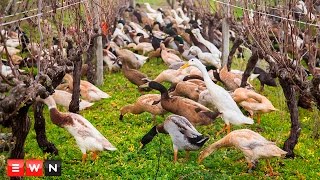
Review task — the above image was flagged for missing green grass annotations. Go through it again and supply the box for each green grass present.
[1,0,320,179]
[1,55,320,179]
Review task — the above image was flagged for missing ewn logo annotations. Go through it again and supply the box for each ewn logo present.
[7,159,61,177]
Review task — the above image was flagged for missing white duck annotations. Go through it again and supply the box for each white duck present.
[112,23,132,43]
[1,64,13,77]
[181,59,254,134]
[144,3,157,13]
[176,8,190,23]
[170,10,184,25]
[52,90,94,110]
[189,46,221,69]
[133,53,149,66]
[5,38,20,48]
[191,29,221,56]
[37,96,116,162]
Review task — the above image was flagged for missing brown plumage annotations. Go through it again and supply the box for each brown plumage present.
[121,60,151,92]
[141,81,220,126]
[170,81,206,101]
[119,94,167,121]
[219,65,241,91]
[198,129,287,175]
[232,88,277,124]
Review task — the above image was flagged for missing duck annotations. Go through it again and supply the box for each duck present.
[185,29,210,53]
[140,81,220,125]
[253,67,277,92]
[120,94,167,121]
[181,59,254,134]
[191,29,221,56]
[189,46,221,69]
[5,38,20,48]
[112,23,132,43]
[153,69,188,84]
[129,22,150,38]
[170,81,206,101]
[133,53,149,65]
[176,8,190,23]
[120,59,151,92]
[115,48,142,69]
[160,43,183,66]
[144,2,157,13]
[170,9,184,25]
[52,90,94,110]
[1,64,14,77]
[231,88,277,124]
[198,129,287,176]
[37,96,117,162]
[0,46,20,55]
[219,65,242,91]
[63,74,110,102]
[127,42,154,55]
[143,25,167,40]
[141,114,209,163]
[103,49,121,72]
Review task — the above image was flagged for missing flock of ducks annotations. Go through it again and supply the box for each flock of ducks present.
[1,2,295,176]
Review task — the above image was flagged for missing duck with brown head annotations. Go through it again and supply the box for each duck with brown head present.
[37,95,116,163]
[140,81,220,126]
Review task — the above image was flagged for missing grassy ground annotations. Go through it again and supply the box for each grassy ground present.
[1,0,320,179]
[1,56,320,179]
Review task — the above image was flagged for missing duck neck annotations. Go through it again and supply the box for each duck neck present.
[199,134,231,161]
[197,65,212,84]
[121,104,139,115]
[149,81,170,99]
[43,96,70,127]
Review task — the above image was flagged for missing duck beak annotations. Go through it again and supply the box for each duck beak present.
[139,82,149,89]
[180,63,189,69]
[140,142,145,149]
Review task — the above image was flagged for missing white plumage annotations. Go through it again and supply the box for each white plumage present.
[182,59,254,132]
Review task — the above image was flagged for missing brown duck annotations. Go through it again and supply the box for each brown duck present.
[140,81,220,126]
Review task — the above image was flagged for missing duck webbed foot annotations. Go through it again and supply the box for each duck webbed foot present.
[266,159,278,176]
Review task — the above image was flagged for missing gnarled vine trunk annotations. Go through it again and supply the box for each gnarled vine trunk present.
[279,78,301,158]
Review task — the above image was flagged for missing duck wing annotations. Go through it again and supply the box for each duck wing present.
[169,115,209,147]
[69,113,117,151]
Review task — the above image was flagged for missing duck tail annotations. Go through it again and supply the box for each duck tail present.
[79,101,94,110]
[98,91,111,99]
[103,141,117,151]
[188,135,209,147]
[243,116,254,125]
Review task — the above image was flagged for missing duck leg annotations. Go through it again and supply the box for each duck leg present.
[226,124,231,134]
[257,113,261,125]
[173,149,178,163]
[266,159,277,176]
[82,153,87,163]
[247,161,253,173]
[216,124,227,136]
[185,150,190,161]
[92,151,99,161]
